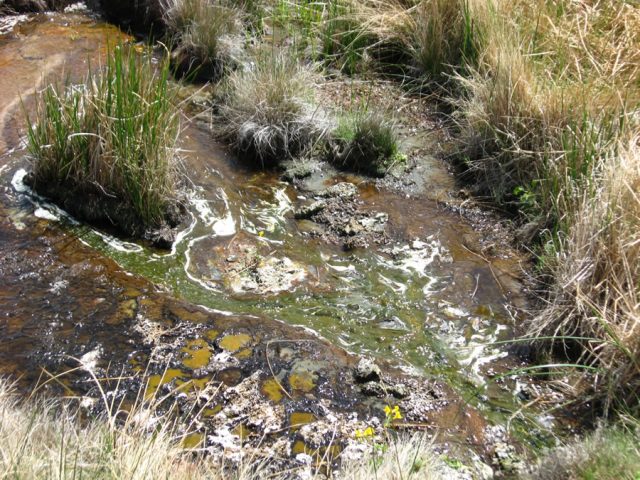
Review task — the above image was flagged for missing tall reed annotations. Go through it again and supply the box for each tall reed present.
[26,45,181,238]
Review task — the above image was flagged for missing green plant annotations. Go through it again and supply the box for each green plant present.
[25,45,182,241]
[330,107,402,177]
[318,0,372,74]
[527,423,640,480]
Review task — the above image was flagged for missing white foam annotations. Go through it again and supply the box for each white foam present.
[11,168,29,193]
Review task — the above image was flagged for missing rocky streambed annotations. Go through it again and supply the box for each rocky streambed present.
[0,9,574,478]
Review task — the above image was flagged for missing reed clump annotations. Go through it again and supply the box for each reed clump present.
[26,45,183,243]
[214,49,328,166]
[163,0,243,81]
[447,0,640,410]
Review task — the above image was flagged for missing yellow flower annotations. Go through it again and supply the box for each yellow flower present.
[258,231,265,237]
[384,405,403,420]
[355,426,375,439]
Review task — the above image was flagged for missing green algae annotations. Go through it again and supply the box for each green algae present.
[290,412,316,431]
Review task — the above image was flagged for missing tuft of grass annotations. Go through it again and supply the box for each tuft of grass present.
[329,107,402,177]
[527,422,640,480]
[339,0,487,83]
[214,48,328,166]
[312,0,369,74]
[404,0,486,80]
[25,45,182,240]
[163,0,243,82]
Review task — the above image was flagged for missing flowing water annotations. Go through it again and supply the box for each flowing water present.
[0,11,568,468]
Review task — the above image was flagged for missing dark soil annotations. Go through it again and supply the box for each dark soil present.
[24,172,188,248]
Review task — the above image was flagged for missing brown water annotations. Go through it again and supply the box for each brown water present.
[0,11,566,467]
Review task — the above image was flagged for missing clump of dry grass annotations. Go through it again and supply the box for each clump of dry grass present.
[214,49,328,166]
[163,0,243,81]
[402,0,486,79]
[342,0,486,81]
[449,0,640,410]
[0,378,440,479]
[0,379,218,479]
[349,0,640,409]
[529,136,640,411]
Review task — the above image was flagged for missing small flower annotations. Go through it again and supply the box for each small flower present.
[355,426,375,439]
[258,231,265,237]
[384,405,403,421]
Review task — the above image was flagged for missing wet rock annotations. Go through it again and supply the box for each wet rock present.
[294,200,327,220]
[359,381,384,397]
[388,382,408,399]
[354,357,381,383]
[492,442,525,473]
[340,213,388,236]
[376,316,408,331]
[304,198,389,249]
[318,182,358,199]
[144,224,178,249]
[281,159,322,181]
[0,12,28,34]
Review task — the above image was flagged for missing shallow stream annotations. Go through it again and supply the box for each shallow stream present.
[0,11,568,470]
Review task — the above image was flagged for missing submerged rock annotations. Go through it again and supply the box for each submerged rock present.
[227,256,307,294]
[294,199,327,219]
[294,193,389,250]
[280,159,322,181]
[318,181,358,199]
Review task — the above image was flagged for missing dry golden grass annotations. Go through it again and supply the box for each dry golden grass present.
[0,379,439,479]
[531,136,640,410]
